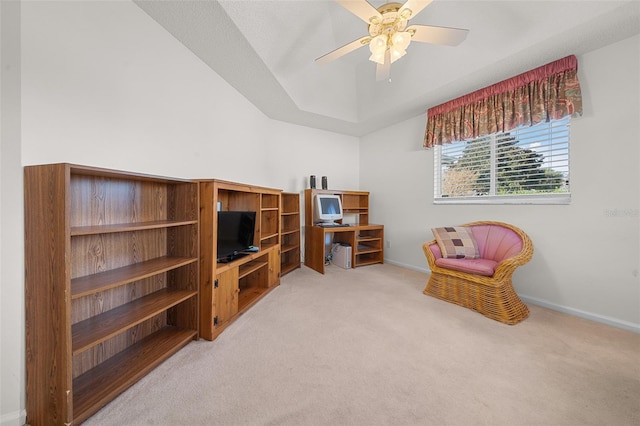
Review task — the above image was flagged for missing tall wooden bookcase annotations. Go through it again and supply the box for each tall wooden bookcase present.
[199,180,282,341]
[280,192,301,276]
[24,163,200,425]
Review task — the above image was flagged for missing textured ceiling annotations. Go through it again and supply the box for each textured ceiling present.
[134,0,640,136]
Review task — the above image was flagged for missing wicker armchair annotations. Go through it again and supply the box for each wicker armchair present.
[423,221,533,325]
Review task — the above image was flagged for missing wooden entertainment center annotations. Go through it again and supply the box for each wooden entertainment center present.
[199,179,283,341]
[304,189,384,274]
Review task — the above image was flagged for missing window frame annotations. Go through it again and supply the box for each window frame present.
[433,118,571,205]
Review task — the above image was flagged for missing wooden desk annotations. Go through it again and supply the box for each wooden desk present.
[304,224,384,274]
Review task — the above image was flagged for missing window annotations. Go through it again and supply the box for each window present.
[434,117,570,204]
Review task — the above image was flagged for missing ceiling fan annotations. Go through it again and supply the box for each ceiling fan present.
[316,0,469,81]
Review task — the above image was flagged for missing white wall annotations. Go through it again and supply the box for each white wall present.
[361,34,640,332]
[2,1,638,424]
[20,0,359,188]
[1,2,24,425]
[1,1,359,424]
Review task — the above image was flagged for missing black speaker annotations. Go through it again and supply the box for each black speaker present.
[310,175,316,189]
[321,176,328,190]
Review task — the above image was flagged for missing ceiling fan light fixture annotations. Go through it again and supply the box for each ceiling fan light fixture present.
[369,51,386,65]
[391,31,411,50]
[389,45,406,63]
[369,34,388,54]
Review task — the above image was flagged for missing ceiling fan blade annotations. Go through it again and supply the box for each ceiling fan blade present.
[336,0,382,25]
[399,0,433,20]
[315,35,370,64]
[376,50,391,81]
[407,24,469,46]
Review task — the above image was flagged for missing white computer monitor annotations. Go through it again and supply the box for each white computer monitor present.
[314,194,343,225]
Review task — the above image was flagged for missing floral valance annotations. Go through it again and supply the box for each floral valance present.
[424,55,583,148]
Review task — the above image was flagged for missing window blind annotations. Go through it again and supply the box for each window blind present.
[435,117,570,203]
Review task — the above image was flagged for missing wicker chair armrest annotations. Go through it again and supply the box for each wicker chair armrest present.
[422,240,440,269]
[492,253,530,281]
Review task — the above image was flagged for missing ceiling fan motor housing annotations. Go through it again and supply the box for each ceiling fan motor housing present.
[368,2,410,38]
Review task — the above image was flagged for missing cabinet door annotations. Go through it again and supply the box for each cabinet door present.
[268,248,281,287]
[215,268,239,328]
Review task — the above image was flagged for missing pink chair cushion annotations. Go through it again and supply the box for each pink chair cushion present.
[435,257,499,276]
[470,225,523,262]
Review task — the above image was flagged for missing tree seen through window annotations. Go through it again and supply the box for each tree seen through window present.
[437,118,570,200]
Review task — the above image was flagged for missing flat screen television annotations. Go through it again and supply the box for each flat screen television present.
[314,194,343,225]
[217,211,256,263]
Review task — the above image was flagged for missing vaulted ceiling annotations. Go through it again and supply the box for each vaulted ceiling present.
[134,0,640,136]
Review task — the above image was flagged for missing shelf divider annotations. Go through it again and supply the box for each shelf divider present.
[71,220,198,236]
[72,288,197,355]
[71,256,198,299]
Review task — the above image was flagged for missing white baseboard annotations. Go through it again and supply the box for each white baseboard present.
[519,295,640,334]
[384,259,640,334]
[384,258,429,273]
[0,409,26,426]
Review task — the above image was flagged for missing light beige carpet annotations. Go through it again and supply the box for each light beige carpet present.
[85,264,640,426]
